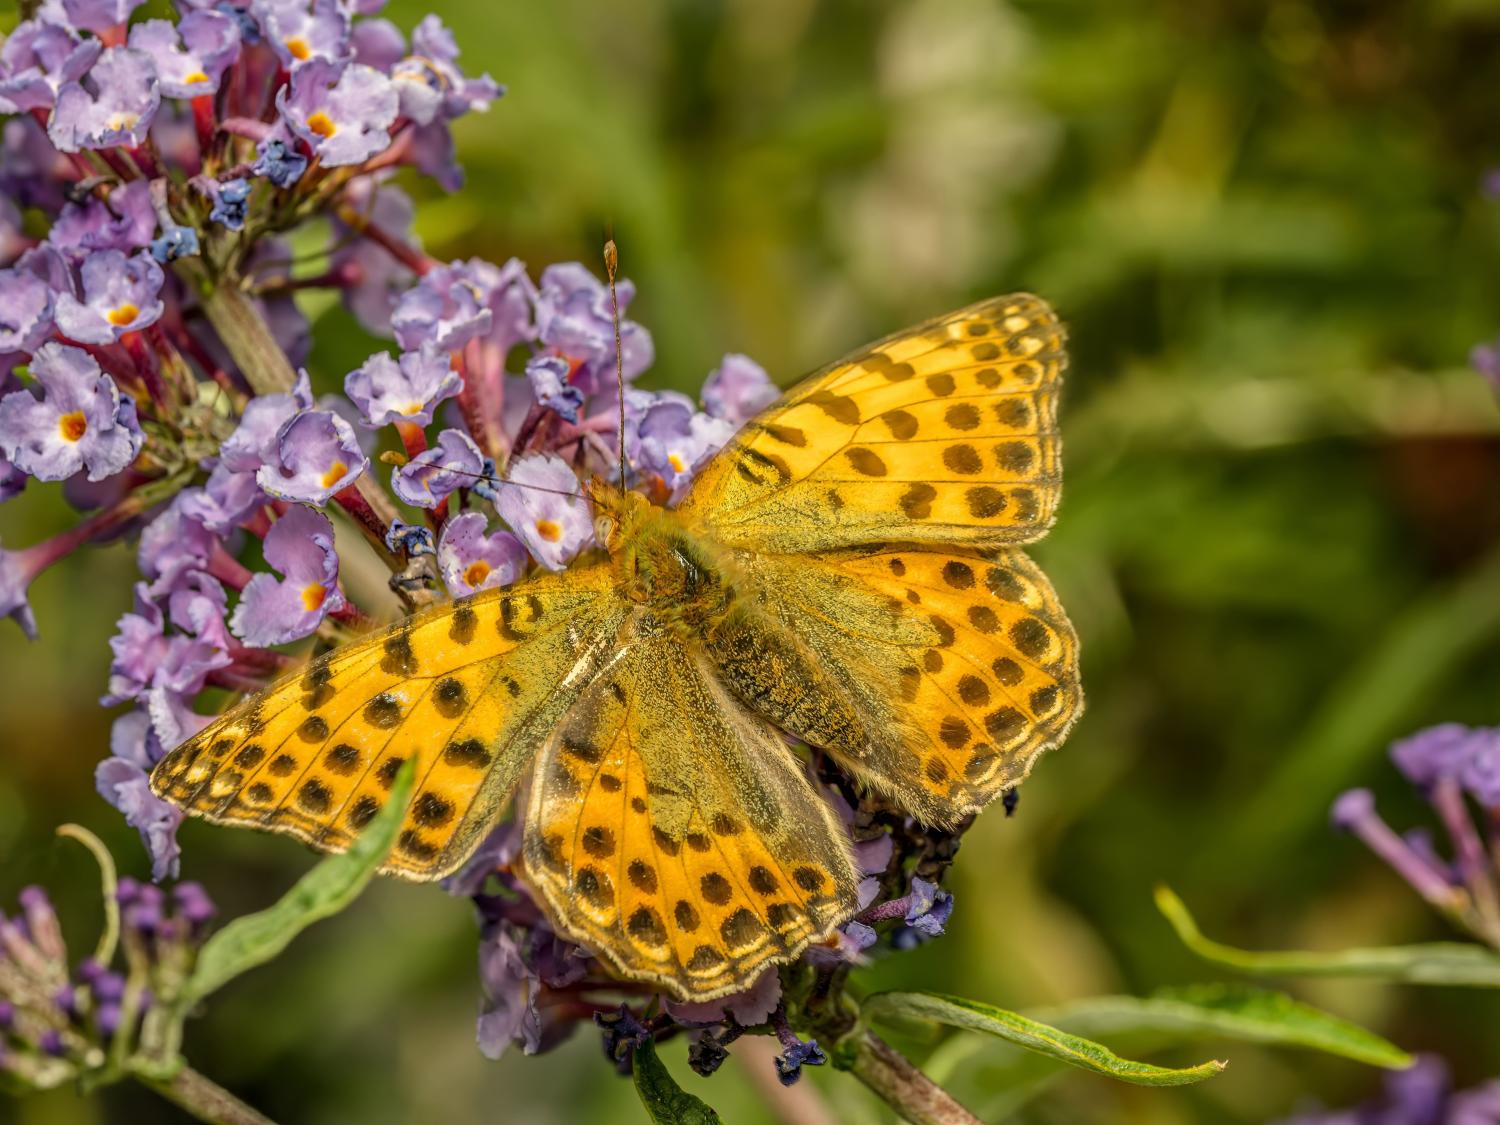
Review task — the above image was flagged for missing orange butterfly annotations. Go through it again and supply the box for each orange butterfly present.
[151,295,1082,999]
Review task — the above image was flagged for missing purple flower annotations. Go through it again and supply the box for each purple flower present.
[277,57,398,167]
[893,876,954,948]
[103,578,232,704]
[255,408,368,505]
[665,969,781,1027]
[0,456,24,502]
[702,353,778,426]
[54,0,143,34]
[0,20,100,112]
[137,492,219,599]
[476,923,542,1060]
[0,342,142,482]
[149,223,200,263]
[533,261,653,395]
[634,393,734,503]
[1460,729,1500,808]
[179,464,264,535]
[252,133,308,188]
[773,1034,826,1087]
[331,182,415,334]
[54,249,165,344]
[495,453,593,571]
[390,15,500,125]
[391,259,494,352]
[218,369,312,471]
[258,0,350,70]
[48,47,161,152]
[96,753,184,881]
[229,505,344,646]
[49,178,156,259]
[0,536,42,638]
[0,266,55,356]
[1330,787,1462,910]
[436,512,527,596]
[345,344,461,427]
[1391,723,1482,789]
[126,12,240,98]
[206,177,252,230]
[523,355,584,423]
[350,17,405,71]
[391,427,481,508]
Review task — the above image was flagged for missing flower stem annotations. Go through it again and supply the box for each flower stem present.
[849,1032,980,1125]
[134,1065,276,1125]
[194,272,299,396]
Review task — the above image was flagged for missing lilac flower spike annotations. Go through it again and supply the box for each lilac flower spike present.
[278,57,398,168]
[390,259,497,353]
[391,427,483,508]
[0,342,142,482]
[1330,788,1462,911]
[534,262,653,394]
[1390,723,1483,790]
[496,453,594,571]
[437,512,527,596]
[96,755,185,881]
[54,249,165,344]
[0,21,101,113]
[126,12,241,98]
[48,47,161,152]
[345,344,461,428]
[256,407,368,505]
[229,505,344,646]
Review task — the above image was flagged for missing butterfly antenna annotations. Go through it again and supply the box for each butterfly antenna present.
[604,235,626,487]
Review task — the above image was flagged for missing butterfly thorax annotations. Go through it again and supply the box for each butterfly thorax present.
[598,487,737,633]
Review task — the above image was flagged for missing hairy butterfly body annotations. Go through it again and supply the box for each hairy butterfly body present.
[151,294,1082,999]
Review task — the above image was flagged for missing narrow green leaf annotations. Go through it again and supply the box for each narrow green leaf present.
[1157,885,1500,987]
[631,1038,723,1125]
[1032,984,1410,1069]
[181,760,416,1004]
[863,991,1225,1087]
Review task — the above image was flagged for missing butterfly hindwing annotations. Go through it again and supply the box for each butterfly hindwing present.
[520,619,859,1000]
[735,546,1082,827]
[681,294,1064,554]
[150,565,629,879]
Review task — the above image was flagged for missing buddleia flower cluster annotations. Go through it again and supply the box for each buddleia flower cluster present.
[0,0,977,1084]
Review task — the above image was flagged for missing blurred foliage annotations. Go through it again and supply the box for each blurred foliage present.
[5,0,1500,1121]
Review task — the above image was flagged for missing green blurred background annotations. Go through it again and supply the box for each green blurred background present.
[5,0,1500,1120]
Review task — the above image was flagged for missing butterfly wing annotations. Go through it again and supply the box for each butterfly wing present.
[150,565,631,880]
[729,546,1082,826]
[519,615,859,1000]
[680,294,1064,554]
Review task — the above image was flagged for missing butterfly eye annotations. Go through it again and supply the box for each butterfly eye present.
[594,515,617,545]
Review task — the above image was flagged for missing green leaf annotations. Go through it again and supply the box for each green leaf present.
[862,991,1225,1087]
[1157,885,1500,987]
[1031,984,1410,1069]
[631,1038,723,1125]
[181,759,416,1005]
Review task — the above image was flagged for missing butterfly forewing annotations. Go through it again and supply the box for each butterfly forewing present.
[520,621,858,1000]
[681,294,1064,554]
[150,565,627,879]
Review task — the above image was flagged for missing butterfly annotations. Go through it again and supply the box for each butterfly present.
[150,294,1082,1000]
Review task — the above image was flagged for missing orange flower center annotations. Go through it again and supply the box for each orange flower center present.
[319,460,348,489]
[106,112,138,132]
[58,411,88,443]
[667,452,687,474]
[285,37,310,61]
[306,111,337,138]
[182,70,210,85]
[107,303,139,326]
[535,519,562,543]
[300,584,328,612]
[463,560,492,587]
[400,402,423,415]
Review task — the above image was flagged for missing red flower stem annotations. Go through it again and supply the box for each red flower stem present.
[191,94,217,156]
[219,116,273,143]
[332,482,405,572]
[207,544,255,590]
[395,421,428,460]
[119,332,171,410]
[454,347,503,462]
